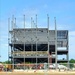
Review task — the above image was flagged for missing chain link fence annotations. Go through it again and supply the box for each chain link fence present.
[0,63,75,72]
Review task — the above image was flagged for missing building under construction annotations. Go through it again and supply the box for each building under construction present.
[8,15,69,69]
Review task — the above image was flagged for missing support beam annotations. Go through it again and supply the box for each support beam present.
[24,15,25,70]
[36,14,38,69]
[54,17,57,69]
[8,18,10,63]
[47,14,50,66]
[67,31,69,69]
[12,15,15,70]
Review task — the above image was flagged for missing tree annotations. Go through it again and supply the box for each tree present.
[2,61,11,64]
[69,59,75,63]
[69,59,75,68]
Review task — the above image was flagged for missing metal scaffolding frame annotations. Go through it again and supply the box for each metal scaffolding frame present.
[8,15,69,69]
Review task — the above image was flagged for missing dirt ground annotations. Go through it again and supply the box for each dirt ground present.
[0,72,75,75]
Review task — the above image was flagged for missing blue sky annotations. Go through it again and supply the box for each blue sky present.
[0,0,75,61]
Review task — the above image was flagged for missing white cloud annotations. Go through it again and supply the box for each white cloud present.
[1,43,8,47]
[69,31,75,36]
[69,31,75,59]
[69,31,75,45]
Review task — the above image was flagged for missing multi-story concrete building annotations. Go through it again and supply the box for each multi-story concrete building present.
[8,16,69,69]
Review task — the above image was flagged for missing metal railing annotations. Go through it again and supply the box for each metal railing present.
[11,51,49,57]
